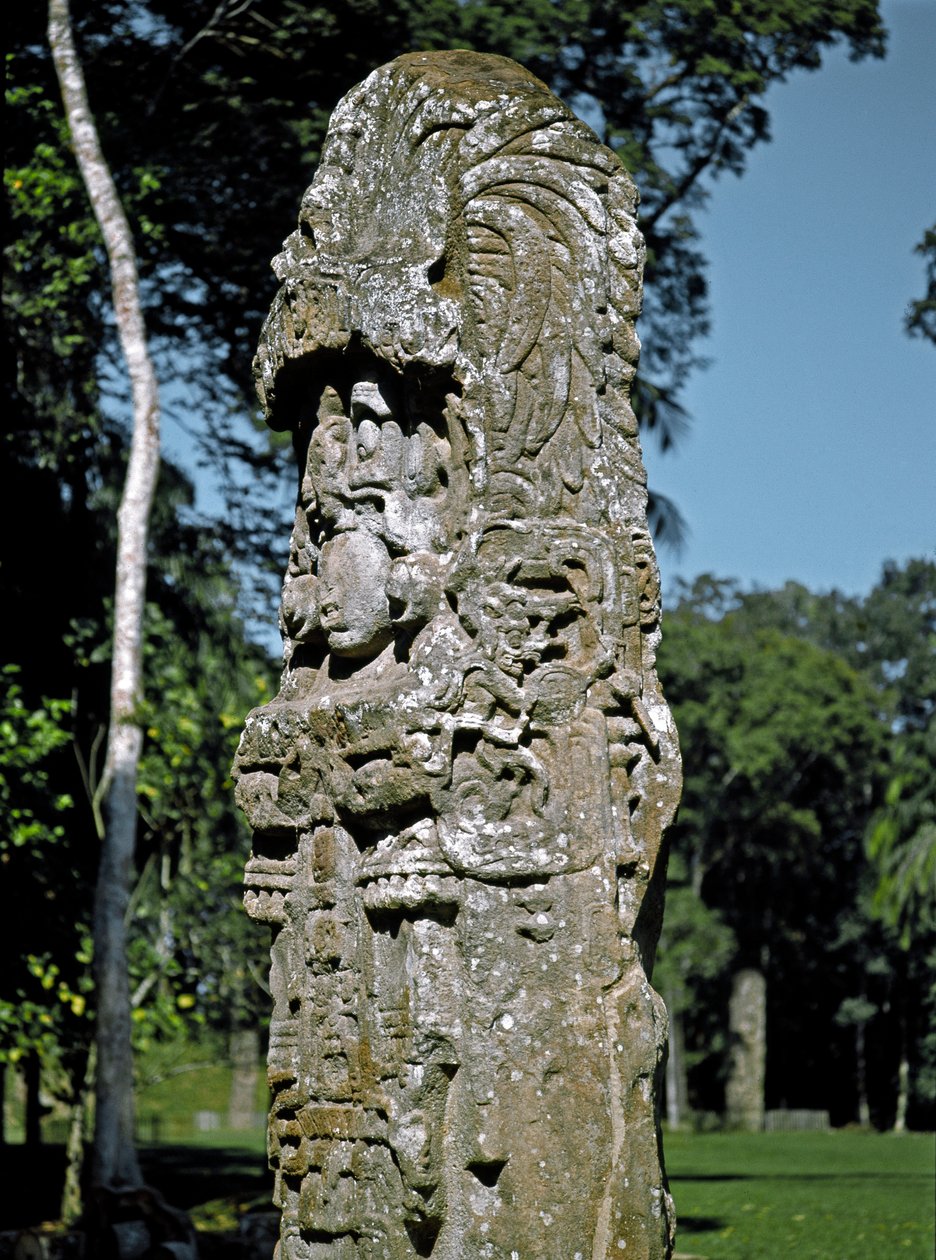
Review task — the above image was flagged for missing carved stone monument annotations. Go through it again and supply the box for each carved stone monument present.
[234,50,681,1259]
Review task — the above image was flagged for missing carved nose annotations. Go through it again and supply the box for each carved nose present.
[356,418,380,458]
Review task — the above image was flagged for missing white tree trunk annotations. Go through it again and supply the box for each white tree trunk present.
[48,0,161,1191]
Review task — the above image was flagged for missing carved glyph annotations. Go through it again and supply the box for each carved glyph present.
[234,50,681,1259]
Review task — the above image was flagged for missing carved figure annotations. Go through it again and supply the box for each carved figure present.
[234,50,682,1259]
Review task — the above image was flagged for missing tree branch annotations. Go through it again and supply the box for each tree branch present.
[642,93,750,230]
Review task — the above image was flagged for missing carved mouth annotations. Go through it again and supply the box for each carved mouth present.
[357,845,451,880]
[243,853,296,922]
[360,871,460,911]
[355,816,458,908]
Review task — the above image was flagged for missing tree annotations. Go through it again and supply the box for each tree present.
[905,224,935,344]
[48,0,161,1191]
[868,734,936,950]
[3,0,903,1180]
[655,562,936,1131]
[4,22,275,1224]
[813,557,936,944]
[657,577,889,1126]
[730,562,936,1132]
[6,0,886,557]
[653,871,734,1127]
[3,53,110,1190]
[860,559,936,1129]
[0,670,89,1152]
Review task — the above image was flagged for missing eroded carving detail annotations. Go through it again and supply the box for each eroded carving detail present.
[235,50,681,1259]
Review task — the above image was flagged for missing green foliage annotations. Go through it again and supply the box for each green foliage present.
[849,559,935,956]
[660,587,886,951]
[0,666,74,852]
[656,562,935,1126]
[4,71,102,373]
[9,0,927,1152]
[656,862,736,1011]
[905,224,935,344]
[867,721,936,948]
[0,948,93,1066]
[654,870,735,1079]
[3,38,279,1154]
[128,592,275,1047]
[3,60,109,673]
[0,669,93,1075]
[5,0,886,554]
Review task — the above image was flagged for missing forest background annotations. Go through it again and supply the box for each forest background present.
[2,0,934,1221]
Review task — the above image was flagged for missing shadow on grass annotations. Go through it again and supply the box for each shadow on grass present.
[671,1174,747,1183]
[671,1171,933,1183]
[140,1143,272,1213]
[675,1215,725,1233]
[0,1142,272,1232]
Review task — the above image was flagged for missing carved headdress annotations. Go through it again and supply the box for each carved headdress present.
[255,51,647,526]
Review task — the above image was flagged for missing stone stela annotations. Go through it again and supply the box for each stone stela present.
[234,50,682,1260]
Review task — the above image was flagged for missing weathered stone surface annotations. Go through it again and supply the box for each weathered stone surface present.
[726,968,767,1133]
[234,50,681,1259]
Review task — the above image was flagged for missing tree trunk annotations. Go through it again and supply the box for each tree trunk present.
[855,1020,870,1127]
[24,1054,42,1147]
[893,981,909,1133]
[664,991,689,1130]
[227,1028,261,1130]
[725,967,766,1131]
[894,1052,909,1133]
[892,957,909,1133]
[61,1046,96,1225]
[48,0,161,1192]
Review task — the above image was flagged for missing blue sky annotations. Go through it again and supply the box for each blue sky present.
[646,0,935,602]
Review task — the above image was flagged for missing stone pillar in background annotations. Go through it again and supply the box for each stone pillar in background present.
[726,967,767,1132]
[234,51,682,1259]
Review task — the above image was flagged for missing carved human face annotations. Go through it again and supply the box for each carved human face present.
[478,585,540,680]
[317,530,393,658]
[633,535,661,628]
[304,378,401,527]
[304,373,455,555]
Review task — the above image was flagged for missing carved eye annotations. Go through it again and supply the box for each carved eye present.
[356,417,380,459]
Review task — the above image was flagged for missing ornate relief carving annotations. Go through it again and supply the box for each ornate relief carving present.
[235,50,681,1259]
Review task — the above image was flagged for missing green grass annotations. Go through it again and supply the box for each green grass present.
[665,1129,935,1260]
[135,1061,268,1120]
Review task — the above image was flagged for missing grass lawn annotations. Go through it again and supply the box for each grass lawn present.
[665,1129,935,1260]
[3,1123,931,1255]
[135,1060,268,1122]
